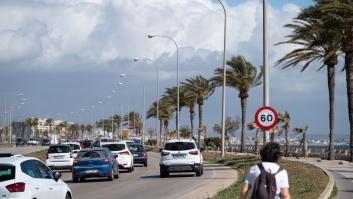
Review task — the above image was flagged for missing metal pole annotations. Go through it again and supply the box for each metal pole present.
[156,64,160,146]
[143,83,146,145]
[263,0,270,143]
[218,0,227,158]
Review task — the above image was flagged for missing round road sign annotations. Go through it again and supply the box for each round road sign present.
[255,106,278,130]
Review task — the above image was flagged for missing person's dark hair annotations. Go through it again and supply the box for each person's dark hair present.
[260,142,282,162]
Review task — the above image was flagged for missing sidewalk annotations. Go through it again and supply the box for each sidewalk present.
[285,157,353,199]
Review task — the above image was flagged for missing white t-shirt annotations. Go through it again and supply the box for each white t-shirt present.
[245,162,289,199]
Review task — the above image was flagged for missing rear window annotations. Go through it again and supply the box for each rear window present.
[76,150,107,159]
[101,138,113,142]
[68,144,80,150]
[165,142,196,151]
[48,146,71,153]
[102,144,125,151]
[0,165,15,182]
[128,145,145,152]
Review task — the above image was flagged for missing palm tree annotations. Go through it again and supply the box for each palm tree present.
[180,85,196,138]
[112,114,122,139]
[248,121,261,154]
[58,121,68,141]
[276,5,341,160]
[147,101,162,145]
[180,126,192,138]
[212,56,263,152]
[45,118,54,138]
[30,118,39,138]
[294,125,309,158]
[278,111,291,157]
[80,124,85,139]
[159,97,174,145]
[85,124,93,139]
[163,87,186,134]
[182,75,215,148]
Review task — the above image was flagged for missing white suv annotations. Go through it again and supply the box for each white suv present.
[159,139,203,178]
[0,154,72,199]
[101,142,134,172]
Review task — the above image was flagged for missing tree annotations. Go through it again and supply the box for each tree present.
[182,75,215,148]
[80,124,85,139]
[180,85,196,138]
[276,4,341,160]
[278,111,291,157]
[112,114,122,138]
[159,97,174,145]
[294,125,309,158]
[45,118,54,138]
[85,124,93,139]
[147,101,163,146]
[212,57,263,153]
[248,121,261,154]
[213,117,241,148]
[180,126,192,138]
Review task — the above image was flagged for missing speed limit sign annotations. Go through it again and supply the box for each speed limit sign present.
[255,106,278,130]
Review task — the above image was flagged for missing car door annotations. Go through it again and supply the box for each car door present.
[20,160,51,199]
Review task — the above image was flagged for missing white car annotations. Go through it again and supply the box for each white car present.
[0,154,72,199]
[101,142,134,172]
[159,139,203,178]
[62,142,81,158]
[45,145,74,170]
[27,138,39,146]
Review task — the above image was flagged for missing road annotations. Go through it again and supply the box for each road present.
[0,145,48,154]
[60,152,238,199]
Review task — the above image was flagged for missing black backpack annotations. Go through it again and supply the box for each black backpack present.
[251,163,283,199]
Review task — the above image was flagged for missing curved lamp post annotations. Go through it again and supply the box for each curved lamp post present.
[147,34,180,139]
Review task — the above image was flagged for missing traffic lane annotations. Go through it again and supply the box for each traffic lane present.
[0,146,48,154]
[61,152,237,199]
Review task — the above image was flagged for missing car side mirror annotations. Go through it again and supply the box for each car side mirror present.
[53,171,62,182]
[114,154,118,159]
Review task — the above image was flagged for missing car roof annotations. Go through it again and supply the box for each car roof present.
[167,139,196,143]
[0,155,39,165]
[49,144,71,147]
[100,142,122,145]
[62,142,80,145]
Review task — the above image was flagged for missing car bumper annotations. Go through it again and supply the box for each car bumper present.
[46,159,73,169]
[73,165,111,178]
[133,157,147,164]
[117,156,132,168]
[160,163,202,173]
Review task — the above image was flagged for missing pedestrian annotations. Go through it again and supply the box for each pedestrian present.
[240,142,290,199]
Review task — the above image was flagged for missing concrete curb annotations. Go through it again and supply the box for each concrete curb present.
[285,158,334,199]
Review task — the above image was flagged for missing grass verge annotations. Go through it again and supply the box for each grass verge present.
[24,149,48,161]
[329,182,337,199]
[203,152,328,199]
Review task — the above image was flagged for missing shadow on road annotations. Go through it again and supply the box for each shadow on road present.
[65,178,112,184]
[140,174,195,179]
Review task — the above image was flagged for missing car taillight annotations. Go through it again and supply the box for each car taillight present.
[189,150,198,155]
[161,151,170,156]
[119,151,129,155]
[143,152,147,157]
[46,154,49,159]
[104,158,110,164]
[6,183,25,192]
[73,160,78,166]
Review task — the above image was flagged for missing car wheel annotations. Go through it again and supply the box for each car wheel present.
[160,166,168,178]
[196,166,202,177]
[108,169,114,181]
[144,162,148,167]
[201,165,204,175]
[127,167,132,173]
[72,175,78,183]
[65,192,72,199]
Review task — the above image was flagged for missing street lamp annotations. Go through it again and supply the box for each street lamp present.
[133,58,159,146]
[263,0,270,143]
[147,34,180,139]
[217,0,227,158]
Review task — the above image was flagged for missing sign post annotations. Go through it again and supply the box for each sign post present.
[255,106,278,131]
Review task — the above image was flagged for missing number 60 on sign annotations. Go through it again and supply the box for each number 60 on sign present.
[254,106,279,130]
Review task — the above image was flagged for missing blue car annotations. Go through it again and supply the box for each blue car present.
[72,147,119,183]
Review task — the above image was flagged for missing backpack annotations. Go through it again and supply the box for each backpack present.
[251,163,283,199]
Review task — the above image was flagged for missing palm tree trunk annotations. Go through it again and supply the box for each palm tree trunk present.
[190,108,194,139]
[198,103,203,149]
[345,50,353,162]
[303,128,308,158]
[285,127,289,157]
[255,129,260,154]
[240,97,247,153]
[327,64,335,160]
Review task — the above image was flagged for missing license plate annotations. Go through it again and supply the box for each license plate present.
[54,156,64,159]
[173,155,185,159]
[133,154,138,157]
[85,169,98,174]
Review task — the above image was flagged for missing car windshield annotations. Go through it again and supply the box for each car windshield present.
[48,146,71,153]
[68,144,80,150]
[165,142,196,151]
[77,151,107,159]
[102,144,125,151]
[128,145,145,152]
[0,165,15,182]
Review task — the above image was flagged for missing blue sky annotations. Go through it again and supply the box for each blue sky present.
[0,0,349,140]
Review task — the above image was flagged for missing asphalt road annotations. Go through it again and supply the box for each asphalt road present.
[60,152,238,199]
[0,145,48,154]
